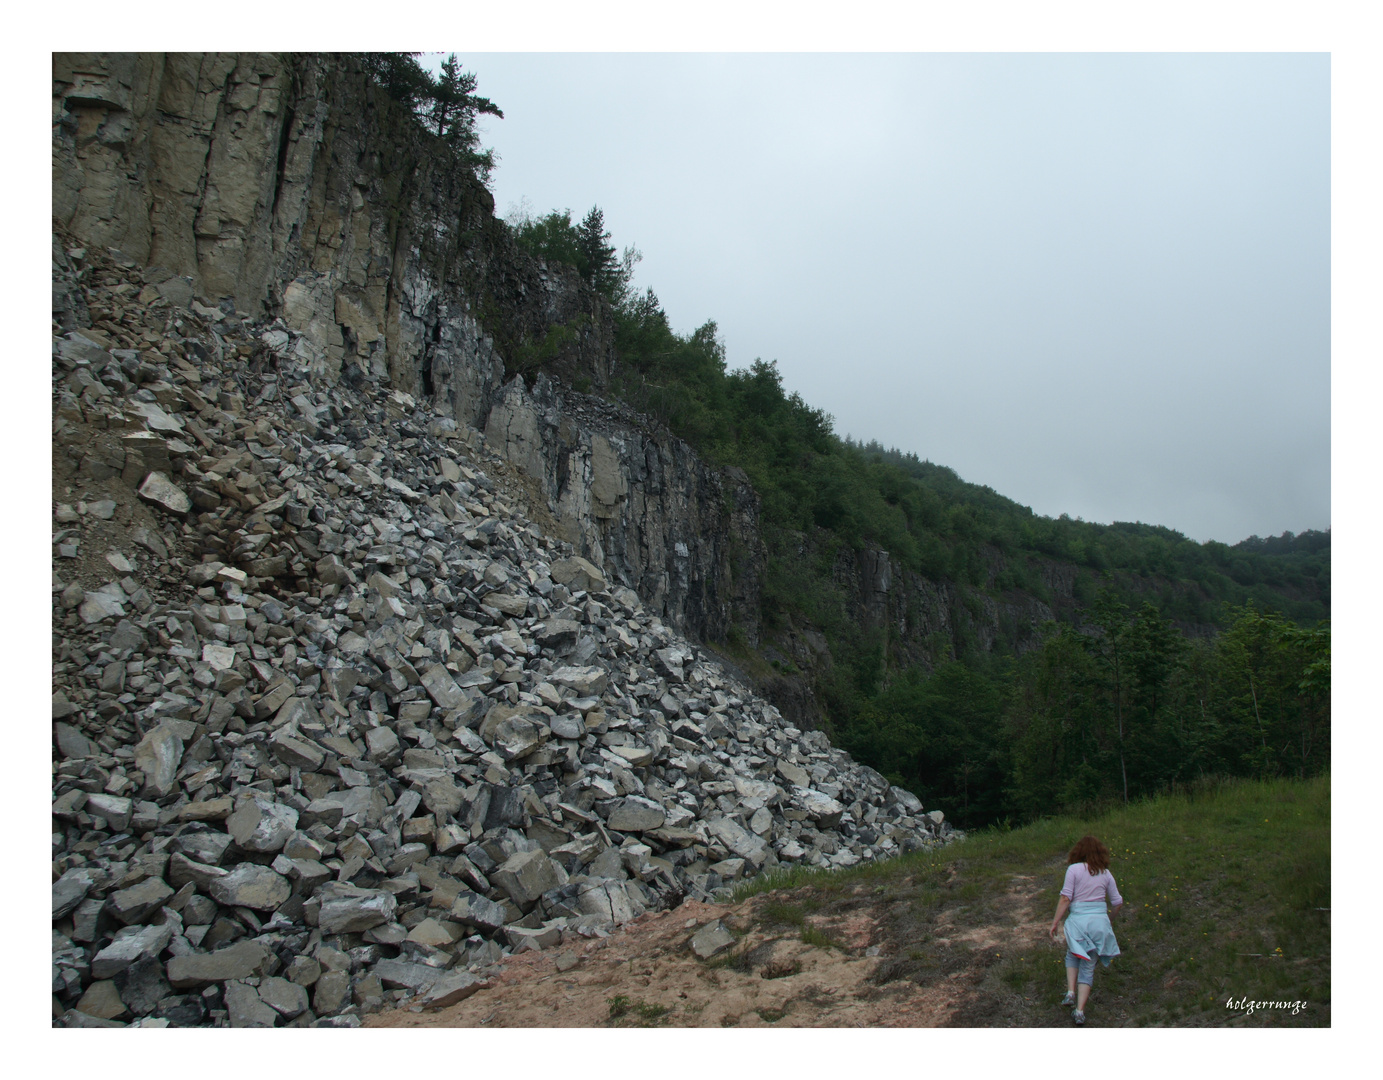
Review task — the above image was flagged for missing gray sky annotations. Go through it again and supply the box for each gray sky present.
[429,53,1330,545]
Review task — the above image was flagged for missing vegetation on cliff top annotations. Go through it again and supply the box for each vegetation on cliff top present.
[361,52,504,183]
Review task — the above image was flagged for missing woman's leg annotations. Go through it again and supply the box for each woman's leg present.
[1064,953,1079,996]
[1075,956,1095,1011]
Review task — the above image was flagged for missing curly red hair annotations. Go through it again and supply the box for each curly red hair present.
[1067,835,1111,874]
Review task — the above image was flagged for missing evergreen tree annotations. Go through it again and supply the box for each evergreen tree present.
[359,52,503,183]
[577,207,618,295]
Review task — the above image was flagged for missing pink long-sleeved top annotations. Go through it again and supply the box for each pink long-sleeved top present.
[1060,863,1123,907]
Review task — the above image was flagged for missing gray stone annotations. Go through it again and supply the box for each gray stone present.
[373,959,444,992]
[491,849,563,907]
[227,795,300,853]
[172,829,234,866]
[491,714,543,761]
[284,955,321,987]
[224,980,278,1027]
[313,970,352,1016]
[449,891,508,933]
[91,922,175,979]
[707,816,769,866]
[419,776,466,818]
[891,786,924,814]
[577,880,640,924]
[799,789,845,830]
[53,867,98,920]
[269,728,325,771]
[133,723,184,799]
[166,941,273,988]
[536,619,581,650]
[549,713,586,740]
[317,886,398,934]
[608,743,654,768]
[690,919,736,959]
[606,795,666,833]
[776,759,811,788]
[167,853,228,890]
[257,975,310,1018]
[106,876,174,925]
[156,276,194,308]
[54,722,96,759]
[548,665,609,697]
[548,556,605,593]
[586,845,627,881]
[137,471,191,515]
[484,591,529,617]
[79,590,125,624]
[420,663,465,709]
[366,725,401,766]
[61,1008,126,1028]
[84,792,133,832]
[76,979,129,1021]
[419,968,486,1009]
[113,955,171,1016]
[314,554,350,585]
[207,863,292,911]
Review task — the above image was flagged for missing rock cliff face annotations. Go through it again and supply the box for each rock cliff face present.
[482,376,764,646]
[52,52,612,411]
[52,51,742,643]
[51,51,1080,728]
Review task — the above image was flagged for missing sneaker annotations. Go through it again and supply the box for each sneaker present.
[1072,1010,1086,1026]
[1061,992,1076,1007]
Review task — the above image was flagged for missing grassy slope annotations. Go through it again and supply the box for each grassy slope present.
[733,775,1330,1026]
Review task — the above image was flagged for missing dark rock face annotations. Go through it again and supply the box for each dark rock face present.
[51,50,1092,719]
[483,375,765,646]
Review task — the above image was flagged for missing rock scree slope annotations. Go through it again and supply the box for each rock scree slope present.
[49,231,961,1028]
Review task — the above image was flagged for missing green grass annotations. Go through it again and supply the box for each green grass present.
[735,775,1329,1026]
[799,924,843,950]
[607,994,670,1026]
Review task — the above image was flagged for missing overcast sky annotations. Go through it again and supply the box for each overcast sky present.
[426,52,1330,546]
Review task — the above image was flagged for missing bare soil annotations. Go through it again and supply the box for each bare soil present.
[366,873,1060,1029]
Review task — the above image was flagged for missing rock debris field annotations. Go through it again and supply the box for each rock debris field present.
[50,236,958,1028]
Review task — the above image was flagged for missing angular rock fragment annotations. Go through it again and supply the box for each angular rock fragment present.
[690,919,736,959]
[137,471,191,515]
[207,864,292,910]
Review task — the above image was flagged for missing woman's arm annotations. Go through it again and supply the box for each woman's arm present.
[1049,895,1071,939]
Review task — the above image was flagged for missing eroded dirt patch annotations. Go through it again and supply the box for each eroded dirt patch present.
[367,872,1067,1029]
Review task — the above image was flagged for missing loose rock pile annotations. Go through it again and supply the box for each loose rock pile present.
[51,236,958,1028]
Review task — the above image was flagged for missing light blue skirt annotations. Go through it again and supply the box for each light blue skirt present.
[1064,900,1120,966]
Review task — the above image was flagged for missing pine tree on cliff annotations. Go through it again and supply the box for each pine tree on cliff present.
[360,52,503,182]
[577,207,618,296]
[432,54,504,154]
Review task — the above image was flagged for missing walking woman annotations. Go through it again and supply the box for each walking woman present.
[1049,835,1123,1025]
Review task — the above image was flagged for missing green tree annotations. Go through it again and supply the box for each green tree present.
[577,207,619,296]
[1086,590,1133,805]
[359,52,502,183]
[430,53,504,178]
